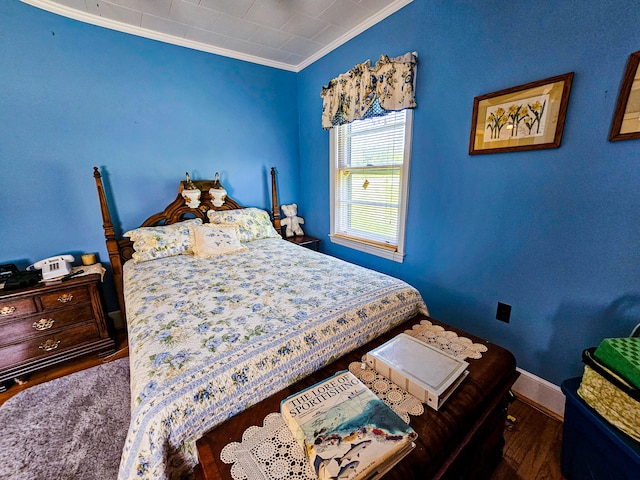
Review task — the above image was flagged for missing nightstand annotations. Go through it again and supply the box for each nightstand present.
[284,235,321,251]
[0,274,115,392]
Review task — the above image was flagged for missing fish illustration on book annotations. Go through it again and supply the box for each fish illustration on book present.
[340,440,371,463]
[332,460,359,480]
[281,371,417,480]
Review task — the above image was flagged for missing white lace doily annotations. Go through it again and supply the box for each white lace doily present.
[347,362,423,423]
[220,413,316,480]
[220,321,485,480]
[404,319,488,359]
[220,364,423,480]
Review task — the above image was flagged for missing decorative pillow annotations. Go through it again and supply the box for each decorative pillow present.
[207,207,281,243]
[190,224,247,258]
[124,219,202,263]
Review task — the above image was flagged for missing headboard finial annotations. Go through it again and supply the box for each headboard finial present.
[92,166,127,320]
[270,167,282,234]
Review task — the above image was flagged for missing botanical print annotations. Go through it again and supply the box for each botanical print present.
[619,64,640,134]
[484,93,549,142]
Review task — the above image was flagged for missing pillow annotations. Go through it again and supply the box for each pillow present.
[190,224,247,258]
[124,218,202,263]
[207,207,281,243]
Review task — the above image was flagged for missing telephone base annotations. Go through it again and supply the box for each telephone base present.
[3,271,41,291]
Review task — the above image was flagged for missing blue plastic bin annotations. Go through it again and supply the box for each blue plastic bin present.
[561,377,640,480]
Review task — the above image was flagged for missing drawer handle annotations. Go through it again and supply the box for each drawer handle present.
[57,293,74,303]
[1,306,17,315]
[39,339,61,351]
[33,318,55,331]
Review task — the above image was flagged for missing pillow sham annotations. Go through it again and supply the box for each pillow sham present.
[207,207,281,243]
[190,224,247,258]
[124,218,202,263]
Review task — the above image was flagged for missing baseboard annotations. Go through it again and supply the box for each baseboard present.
[511,368,566,421]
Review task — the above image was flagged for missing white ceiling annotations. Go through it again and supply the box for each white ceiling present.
[23,0,412,72]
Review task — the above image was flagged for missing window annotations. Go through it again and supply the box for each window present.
[329,109,413,262]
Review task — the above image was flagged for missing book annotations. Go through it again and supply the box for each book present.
[280,370,417,480]
[364,333,469,411]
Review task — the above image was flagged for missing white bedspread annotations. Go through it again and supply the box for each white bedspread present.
[119,238,428,479]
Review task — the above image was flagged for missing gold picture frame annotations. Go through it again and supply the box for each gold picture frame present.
[609,51,640,141]
[469,73,574,154]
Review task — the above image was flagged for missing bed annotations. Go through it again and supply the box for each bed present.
[92,167,429,480]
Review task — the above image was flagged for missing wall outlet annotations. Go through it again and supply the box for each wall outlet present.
[496,302,511,323]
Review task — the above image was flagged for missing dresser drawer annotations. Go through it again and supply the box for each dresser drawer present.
[0,322,101,370]
[0,274,115,390]
[0,304,94,347]
[0,296,37,320]
[37,285,91,310]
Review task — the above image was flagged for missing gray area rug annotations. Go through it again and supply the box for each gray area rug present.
[0,357,130,480]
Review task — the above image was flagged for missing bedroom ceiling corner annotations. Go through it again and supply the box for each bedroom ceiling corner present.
[21,0,413,72]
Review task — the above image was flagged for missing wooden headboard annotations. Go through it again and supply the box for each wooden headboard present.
[93,166,282,320]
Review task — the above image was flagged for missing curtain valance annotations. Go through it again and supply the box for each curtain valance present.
[320,51,417,129]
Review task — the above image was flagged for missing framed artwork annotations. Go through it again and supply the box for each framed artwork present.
[469,72,574,154]
[609,51,640,141]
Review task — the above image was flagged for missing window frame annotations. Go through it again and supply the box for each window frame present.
[329,109,414,263]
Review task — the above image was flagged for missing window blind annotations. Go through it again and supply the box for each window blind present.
[335,110,407,248]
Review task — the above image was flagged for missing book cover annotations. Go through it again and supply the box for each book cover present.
[364,333,469,410]
[280,370,417,480]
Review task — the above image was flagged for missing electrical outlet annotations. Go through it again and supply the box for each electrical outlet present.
[496,302,511,323]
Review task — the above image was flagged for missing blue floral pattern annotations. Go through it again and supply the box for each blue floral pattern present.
[124,219,203,263]
[119,237,428,480]
[320,52,417,129]
[207,207,281,243]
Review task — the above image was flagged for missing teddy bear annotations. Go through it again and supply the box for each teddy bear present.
[281,203,305,237]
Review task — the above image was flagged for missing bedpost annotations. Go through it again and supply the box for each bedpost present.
[270,167,282,234]
[93,167,126,321]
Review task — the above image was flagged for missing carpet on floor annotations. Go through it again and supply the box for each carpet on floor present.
[0,357,130,480]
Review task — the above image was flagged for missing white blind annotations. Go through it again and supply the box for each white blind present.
[335,110,407,248]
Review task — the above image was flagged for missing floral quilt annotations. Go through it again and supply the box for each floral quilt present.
[119,238,428,480]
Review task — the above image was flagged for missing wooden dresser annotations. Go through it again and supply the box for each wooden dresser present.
[0,273,115,392]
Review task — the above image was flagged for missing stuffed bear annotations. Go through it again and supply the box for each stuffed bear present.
[281,203,305,237]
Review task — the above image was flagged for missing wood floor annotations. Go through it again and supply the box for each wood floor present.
[0,330,566,480]
[494,397,566,479]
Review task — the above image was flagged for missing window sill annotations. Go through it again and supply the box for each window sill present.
[329,234,405,263]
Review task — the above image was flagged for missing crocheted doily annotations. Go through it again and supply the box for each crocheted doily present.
[219,322,486,480]
[404,319,488,359]
[220,364,423,480]
[347,362,424,423]
[220,412,315,480]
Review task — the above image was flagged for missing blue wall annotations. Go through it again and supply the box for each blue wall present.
[0,2,299,310]
[297,0,640,385]
[2,0,640,386]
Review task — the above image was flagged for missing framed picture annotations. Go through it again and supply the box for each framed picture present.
[609,51,640,141]
[469,72,574,154]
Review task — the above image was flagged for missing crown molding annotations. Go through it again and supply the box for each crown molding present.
[295,0,413,71]
[21,0,297,71]
[21,0,413,73]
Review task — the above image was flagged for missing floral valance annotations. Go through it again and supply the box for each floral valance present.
[320,51,417,129]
